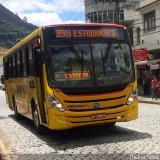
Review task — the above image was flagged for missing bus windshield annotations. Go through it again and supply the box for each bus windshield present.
[46,42,135,91]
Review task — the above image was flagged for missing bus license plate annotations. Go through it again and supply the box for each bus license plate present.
[90,113,106,119]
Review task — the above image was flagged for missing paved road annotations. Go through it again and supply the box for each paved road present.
[0,90,160,160]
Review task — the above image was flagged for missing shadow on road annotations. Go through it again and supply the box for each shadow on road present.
[9,113,152,152]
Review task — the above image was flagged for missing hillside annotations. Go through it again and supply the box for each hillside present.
[0,4,37,48]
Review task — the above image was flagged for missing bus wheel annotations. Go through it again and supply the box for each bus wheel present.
[32,106,45,134]
[13,100,21,120]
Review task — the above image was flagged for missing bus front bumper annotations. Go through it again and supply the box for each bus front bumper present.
[47,102,138,130]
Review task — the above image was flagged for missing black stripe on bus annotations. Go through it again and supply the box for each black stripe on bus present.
[64,95,126,103]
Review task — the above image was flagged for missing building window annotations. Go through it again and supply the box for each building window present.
[136,27,140,45]
[119,10,124,21]
[86,10,124,23]
[97,12,102,22]
[144,11,156,33]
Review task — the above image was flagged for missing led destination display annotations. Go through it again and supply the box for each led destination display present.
[55,29,118,38]
[44,25,126,40]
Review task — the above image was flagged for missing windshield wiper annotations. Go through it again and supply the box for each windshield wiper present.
[81,48,84,74]
[64,41,86,78]
[64,41,83,64]
[104,43,111,63]
[101,49,105,76]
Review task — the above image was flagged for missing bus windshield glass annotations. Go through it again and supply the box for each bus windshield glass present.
[46,42,135,90]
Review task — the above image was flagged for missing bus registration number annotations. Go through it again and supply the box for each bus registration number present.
[90,113,106,119]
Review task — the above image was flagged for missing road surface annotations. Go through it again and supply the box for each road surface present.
[0,90,160,160]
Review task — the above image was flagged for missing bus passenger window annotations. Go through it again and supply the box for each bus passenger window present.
[34,47,41,77]
[19,50,23,77]
[4,58,9,80]
[15,54,18,77]
[9,56,13,78]
[17,52,21,77]
[25,46,29,76]
[22,49,27,77]
[12,54,16,78]
[28,45,34,76]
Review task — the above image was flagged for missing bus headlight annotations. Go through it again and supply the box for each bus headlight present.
[127,90,137,105]
[48,95,65,112]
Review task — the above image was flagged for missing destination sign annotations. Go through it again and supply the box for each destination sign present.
[55,29,118,38]
[64,72,89,79]
[55,72,90,81]
[44,26,125,41]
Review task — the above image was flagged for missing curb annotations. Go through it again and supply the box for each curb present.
[0,139,8,160]
[138,100,160,105]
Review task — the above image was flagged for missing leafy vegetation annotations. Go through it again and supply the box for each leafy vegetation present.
[0,4,37,48]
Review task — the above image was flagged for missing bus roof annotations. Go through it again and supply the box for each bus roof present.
[4,28,40,58]
[43,23,126,29]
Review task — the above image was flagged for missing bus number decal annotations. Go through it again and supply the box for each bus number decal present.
[55,29,71,38]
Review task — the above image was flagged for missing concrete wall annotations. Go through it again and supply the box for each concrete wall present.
[124,0,160,51]
[139,0,158,8]
[135,0,160,51]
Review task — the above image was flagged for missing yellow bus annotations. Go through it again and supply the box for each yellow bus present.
[3,23,138,133]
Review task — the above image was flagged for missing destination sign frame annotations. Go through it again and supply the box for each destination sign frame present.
[44,26,125,41]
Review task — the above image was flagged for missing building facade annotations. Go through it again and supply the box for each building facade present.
[129,0,160,52]
[84,0,139,44]
[124,0,160,95]
[84,0,126,23]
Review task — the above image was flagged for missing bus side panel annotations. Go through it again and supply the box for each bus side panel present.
[6,77,38,120]
[5,80,13,110]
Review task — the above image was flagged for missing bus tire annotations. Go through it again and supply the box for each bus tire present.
[13,99,21,120]
[32,103,45,134]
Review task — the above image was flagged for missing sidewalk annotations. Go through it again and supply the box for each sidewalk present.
[138,85,160,104]
[138,95,160,104]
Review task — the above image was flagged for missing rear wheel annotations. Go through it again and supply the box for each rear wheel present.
[13,99,21,120]
[32,104,45,134]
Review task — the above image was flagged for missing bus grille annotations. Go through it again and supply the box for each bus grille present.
[68,104,124,112]
[65,95,126,112]
[64,95,126,103]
